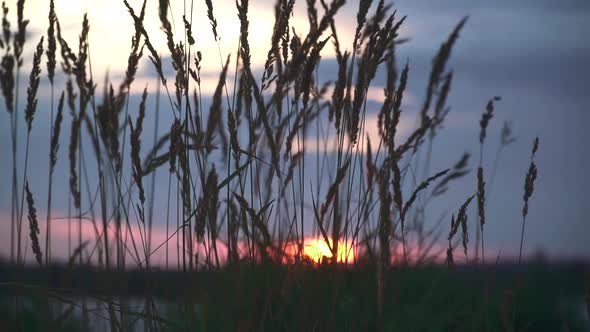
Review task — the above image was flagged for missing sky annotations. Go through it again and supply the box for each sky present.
[0,0,588,264]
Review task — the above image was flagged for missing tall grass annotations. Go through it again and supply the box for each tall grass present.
[0,0,547,330]
[519,137,539,264]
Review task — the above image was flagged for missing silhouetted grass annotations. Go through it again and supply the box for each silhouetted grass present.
[0,261,587,331]
[0,0,575,331]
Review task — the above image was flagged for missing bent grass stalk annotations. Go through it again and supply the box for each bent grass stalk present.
[519,137,539,264]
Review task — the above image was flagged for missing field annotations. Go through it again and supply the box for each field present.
[0,0,588,331]
[0,261,587,331]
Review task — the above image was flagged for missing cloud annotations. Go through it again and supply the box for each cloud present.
[295,112,415,155]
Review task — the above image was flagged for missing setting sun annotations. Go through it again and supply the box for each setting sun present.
[300,238,356,263]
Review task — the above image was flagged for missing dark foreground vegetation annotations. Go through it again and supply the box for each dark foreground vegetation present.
[1,261,589,331]
[0,0,587,330]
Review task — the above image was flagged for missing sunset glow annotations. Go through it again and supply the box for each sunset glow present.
[300,238,356,263]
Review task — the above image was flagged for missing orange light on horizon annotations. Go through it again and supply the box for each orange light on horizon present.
[297,237,356,263]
